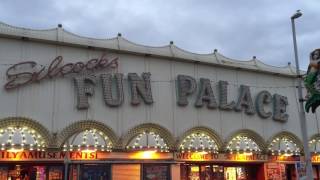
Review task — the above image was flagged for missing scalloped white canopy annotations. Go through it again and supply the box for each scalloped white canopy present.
[0,126,46,151]
[126,131,169,152]
[0,22,301,76]
[63,129,112,151]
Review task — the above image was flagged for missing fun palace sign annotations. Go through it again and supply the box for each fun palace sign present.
[4,54,289,123]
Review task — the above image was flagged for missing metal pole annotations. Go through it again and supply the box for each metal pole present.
[64,140,70,180]
[64,152,69,180]
[291,11,313,179]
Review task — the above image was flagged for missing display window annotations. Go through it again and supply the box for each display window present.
[181,164,260,180]
[313,165,320,180]
[143,164,170,180]
[285,164,297,180]
[68,164,110,180]
[0,164,63,180]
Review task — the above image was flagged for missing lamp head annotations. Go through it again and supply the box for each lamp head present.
[291,10,302,19]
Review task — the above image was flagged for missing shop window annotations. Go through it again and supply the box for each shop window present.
[268,137,300,155]
[0,164,63,180]
[0,126,46,151]
[313,165,320,180]
[181,164,259,180]
[63,129,113,152]
[0,167,8,179]
[189,165,200,180]
[212,165,224,179]
[126,131,169,152]
[178,133,218,153]
[143,164,170,180]
[48,166,64,180]
[181,164,224,180]
[69,164,110,180]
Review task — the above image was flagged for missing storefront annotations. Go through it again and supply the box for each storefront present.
[0,22,320,180]
[174,128,266,180]
[312,155,320,180]
[0,122,175,179]
[0,150,174,179]
[265,133,302,180]
[177,153,266,180]
[0,163,64,179]
[309,135,320,179]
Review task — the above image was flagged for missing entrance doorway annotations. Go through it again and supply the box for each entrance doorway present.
[69,164,110,180]
[181,164,261,180]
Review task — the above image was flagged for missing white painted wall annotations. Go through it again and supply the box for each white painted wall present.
[0,37,319,145]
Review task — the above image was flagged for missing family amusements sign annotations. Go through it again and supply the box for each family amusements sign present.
[4,54,289,122]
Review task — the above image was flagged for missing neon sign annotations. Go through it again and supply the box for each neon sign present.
[4,54,118,90]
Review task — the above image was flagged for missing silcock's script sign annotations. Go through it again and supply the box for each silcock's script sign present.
[4,54,118,90]
[4,54,289,123]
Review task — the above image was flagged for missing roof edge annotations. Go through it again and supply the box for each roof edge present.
[0,21,302,77]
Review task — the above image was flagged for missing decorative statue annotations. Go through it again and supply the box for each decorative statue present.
[304,48,320,113]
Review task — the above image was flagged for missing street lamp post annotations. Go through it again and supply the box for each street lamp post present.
[291,10,313,179]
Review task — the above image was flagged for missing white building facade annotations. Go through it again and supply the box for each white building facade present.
[0,22,319,180]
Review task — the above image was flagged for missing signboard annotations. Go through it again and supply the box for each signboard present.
[264,163,286,180]
[312,155,320,163]
[0,151,173,161]
[268,155,301,163]
[3,55,290,122]
[174,152,267,162]
[0,151,97,161]
[4,54,118,90]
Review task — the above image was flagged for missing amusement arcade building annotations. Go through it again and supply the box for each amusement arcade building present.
[0,22,319,180]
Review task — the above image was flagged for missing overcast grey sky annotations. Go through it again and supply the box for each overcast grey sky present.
[0,0,319,70]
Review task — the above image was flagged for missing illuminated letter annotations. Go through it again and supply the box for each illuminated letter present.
[273,94,289,122]
[100,73,124,107]
[256,91,272,118]
[195,78,217,109]
[235,85,255,115]
[218,81,235,110]
[176,75,196,106]
[128,72,153,105]
[74,75,96,109]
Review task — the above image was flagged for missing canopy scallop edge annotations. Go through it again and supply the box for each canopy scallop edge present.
[0,21,300,77]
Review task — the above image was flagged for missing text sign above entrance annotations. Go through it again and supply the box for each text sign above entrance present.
[0,151,173,161]
[174,153,267,162]
[0,151,97,161]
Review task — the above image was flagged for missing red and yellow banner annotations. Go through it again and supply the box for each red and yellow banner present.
[0,150,173,161]
[0,151,97,161]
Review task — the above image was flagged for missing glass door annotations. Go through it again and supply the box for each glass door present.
[199,165,211,180]
[48,166,64,180]
[69,164,110,180]
[181,164,260,180]
[212,165,224,180]
[224,167,237,180]
[188,165,200,180]
[82,164,110,180]
[181,164,224,180]
[143,164,170,180]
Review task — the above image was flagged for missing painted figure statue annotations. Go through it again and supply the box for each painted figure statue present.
[305,48,320,113]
